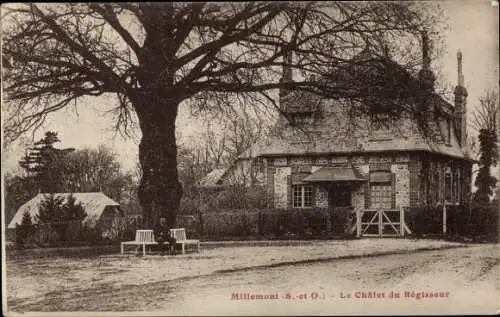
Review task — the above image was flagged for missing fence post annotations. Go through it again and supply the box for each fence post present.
[443,204,447,235]
[356,208,361,238]
[378,209,383,237]
[400,206,405,237]
[198,212,204,238]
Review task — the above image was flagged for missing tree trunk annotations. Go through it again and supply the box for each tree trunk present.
[136,95,183,230]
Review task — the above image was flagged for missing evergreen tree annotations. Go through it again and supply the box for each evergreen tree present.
[63,194,87,222]
[474,129,499,204]
[37,193,66,223]
[19,131,74,193]
[37,193,87,223]
[37,193,88,245]
[21,211,32,225]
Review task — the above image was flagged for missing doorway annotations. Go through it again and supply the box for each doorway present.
[328,183,352,209]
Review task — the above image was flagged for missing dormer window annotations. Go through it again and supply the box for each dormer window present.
[369,114,392,140]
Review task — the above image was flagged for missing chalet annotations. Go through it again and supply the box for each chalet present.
[204,44,474,229]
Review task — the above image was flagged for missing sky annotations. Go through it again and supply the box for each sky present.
[2,0,499,175]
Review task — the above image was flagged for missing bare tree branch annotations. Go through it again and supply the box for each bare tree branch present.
[471,90,499,133]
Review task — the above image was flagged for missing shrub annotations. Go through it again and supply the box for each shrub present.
[80,225,103,245]
[15,224,35,249]
[448,203,498,241]
[15,211,35,248]
[405,206,443,236]
[33,223,60,247]
[330,208,352,236]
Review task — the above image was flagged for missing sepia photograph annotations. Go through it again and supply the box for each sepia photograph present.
[1,1,499,315]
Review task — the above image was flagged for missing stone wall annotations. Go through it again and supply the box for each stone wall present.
[315,186,329,208]
[391,163,410,208]
[351,185,365,216]
[274,166,291,208]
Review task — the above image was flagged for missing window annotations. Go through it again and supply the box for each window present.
[370,171,392,209]
[444,170,452,202]
[293,185,313,208]
[370,114,392,140]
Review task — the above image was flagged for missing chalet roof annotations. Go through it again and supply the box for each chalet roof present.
[235,102,474,162]
[8,192,120,229]
[234,52,473,162]
[198,168,228,188]
[256,136,473,160]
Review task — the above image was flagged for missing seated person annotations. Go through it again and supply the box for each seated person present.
[155,218,177,255]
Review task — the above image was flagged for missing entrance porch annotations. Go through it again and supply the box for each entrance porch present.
[302,166,411,237]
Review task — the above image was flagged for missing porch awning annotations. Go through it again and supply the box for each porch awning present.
[303,166,367,182]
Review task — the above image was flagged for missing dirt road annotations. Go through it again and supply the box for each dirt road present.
[7,244,498,315]
[153,244,499,315]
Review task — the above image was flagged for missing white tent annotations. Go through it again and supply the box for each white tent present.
[8,192,123,229]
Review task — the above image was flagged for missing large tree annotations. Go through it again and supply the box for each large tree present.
[2,2,441,228]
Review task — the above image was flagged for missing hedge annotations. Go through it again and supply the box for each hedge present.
[176,208,354,240]
[405,203,498,241]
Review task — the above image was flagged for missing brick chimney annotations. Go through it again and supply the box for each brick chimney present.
[454,50,468,147]
[279,49,293,112]
[418,31,437,134]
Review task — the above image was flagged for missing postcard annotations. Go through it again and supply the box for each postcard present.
[2,1,499,315]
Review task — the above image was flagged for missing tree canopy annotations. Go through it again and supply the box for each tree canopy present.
[2,2,443,228]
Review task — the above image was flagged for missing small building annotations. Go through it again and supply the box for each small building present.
[7,192,125,239]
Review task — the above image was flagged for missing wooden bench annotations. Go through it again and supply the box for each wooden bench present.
[121,229,159,256]
[170,228,200,254]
